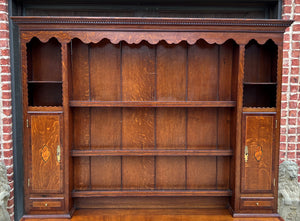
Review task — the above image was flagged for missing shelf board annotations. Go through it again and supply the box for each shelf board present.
[71,149,233,157]
[72,190,232,198]
[69,101,236,107]
[242,107,276,112]
[28,81,63,83]
[243,82,277,85]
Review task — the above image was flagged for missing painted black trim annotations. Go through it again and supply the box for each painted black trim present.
[10,0,24,220]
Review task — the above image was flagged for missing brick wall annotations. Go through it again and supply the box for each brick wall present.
[0,0,14,220]
[280,0,300,182]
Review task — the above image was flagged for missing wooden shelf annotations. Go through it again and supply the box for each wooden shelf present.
[72,190,232,197]
[242,107,277,112]
[69,101,236,108]
[71,149,233,157]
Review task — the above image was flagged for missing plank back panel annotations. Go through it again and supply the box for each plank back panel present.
[91,108,121,149]
[187,156,217,189]
[90,40,121,101]
[188,41,218,101]
[71,39,90,101]
[156,42,187,101]
[122,156,155,190]
[122,42,155,101]
[91,157,121,190]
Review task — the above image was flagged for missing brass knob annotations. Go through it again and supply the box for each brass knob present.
[256,202,259,206]
[45,203,48,207]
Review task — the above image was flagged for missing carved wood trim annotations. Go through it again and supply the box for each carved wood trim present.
[12,17,292,45]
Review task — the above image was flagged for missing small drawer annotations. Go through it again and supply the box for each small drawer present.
[30,198,64,211]
[240,197,274,210]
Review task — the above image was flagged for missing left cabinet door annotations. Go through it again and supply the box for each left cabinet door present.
[26,113,64,212]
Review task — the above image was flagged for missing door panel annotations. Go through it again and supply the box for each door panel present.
[30,114,63,193]
[241,114,275,194]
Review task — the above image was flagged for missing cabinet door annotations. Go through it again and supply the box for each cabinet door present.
[29,114,63,194]
[241,113,275,194]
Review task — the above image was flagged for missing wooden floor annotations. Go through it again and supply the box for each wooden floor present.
[22,209,283,221]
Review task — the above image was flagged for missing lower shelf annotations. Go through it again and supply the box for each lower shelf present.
[21,208,283,221]
[72,190,232,197]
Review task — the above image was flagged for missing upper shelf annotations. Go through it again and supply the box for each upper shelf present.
[12,17,293,45]
[69,101,236,107]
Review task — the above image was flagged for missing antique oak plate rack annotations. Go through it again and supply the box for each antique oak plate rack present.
[12,16,292,219]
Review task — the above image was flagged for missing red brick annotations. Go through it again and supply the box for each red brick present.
[288,118,297,125]
[283,5,292,14]
[289,101,297,108]
[0,12,7,21]
[290,85,298,92]
[291,58,299,66]
[1,66,10,73]
[289,93,298,100]
[1,48,9,56]
[1,83,10,90]
[288,136,296,142]
[282,76,289,83]
[283,15,291,20]
[281,101,287,109]
[3,117,12,124]
[293,24,300,32]
[281,118,287,125]
[3,125,12,133]
[292,33,300,41]
[3,134,12,141]
[292,41,300,49]
[282,67,289,75]
[281,110,287,117]
[290,76,299,83]
[1,74,11,82]
[293,15,300,21]
[281,135,287,142]
[288,128,296,134]
[280,143,287,150]
[3,109,11,116]
[280,152,286,159]
[2,100,11,107]
[283,0,292,5]
[0,39,9,47]
[283,41,290,50]
[2,91,11,99]
[282,93,287,101]
[4,158,13,166]
[282,85,288,92]
[284,34,290,41]
[287,152,296,159]
[0,58,10,65]
[3,150,13,158]
[6,166,13,175]
[291,67,299,75]
[0,30,8,38]
[283,50,289,59]
[3,142,12,150]
[292,50,300,58]
[289,110,298,117]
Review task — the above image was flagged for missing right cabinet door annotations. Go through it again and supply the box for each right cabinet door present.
[241,113,275,195]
